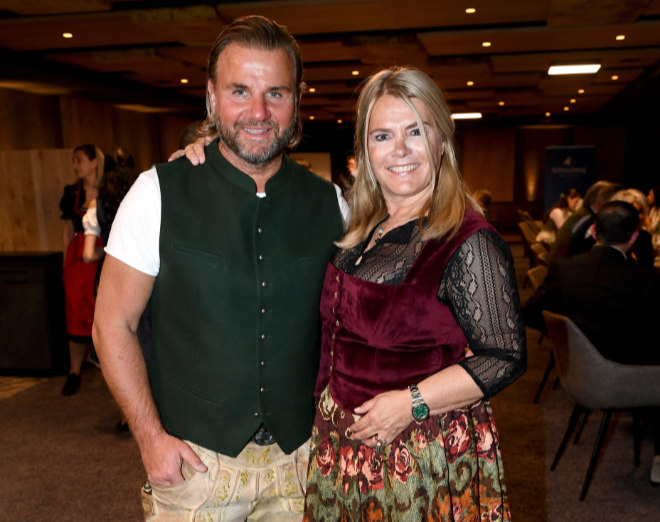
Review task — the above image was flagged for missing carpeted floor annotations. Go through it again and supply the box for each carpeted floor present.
[1,241,659,520]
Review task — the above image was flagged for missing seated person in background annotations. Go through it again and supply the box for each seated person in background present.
[647,186,660,234]
[550,180,622,260]
[527,200,659,365]
[611,188,654,268]
[536,188,582,246]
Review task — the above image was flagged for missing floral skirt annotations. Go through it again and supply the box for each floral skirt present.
[303,387,510,521]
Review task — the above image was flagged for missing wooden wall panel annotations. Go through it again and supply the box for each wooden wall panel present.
[159,114,200,163]
[0,88,62,150]
[59,96,116,149]
[111,107,162,171]
[0,149,73,252]
[459,126,516,202]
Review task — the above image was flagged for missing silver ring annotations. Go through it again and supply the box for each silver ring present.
[375,438,387,451]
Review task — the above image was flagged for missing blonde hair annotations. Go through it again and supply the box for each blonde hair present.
[339,66,480,249]
[612,188,648,220]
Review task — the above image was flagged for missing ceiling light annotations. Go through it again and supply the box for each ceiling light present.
[563,106,570,111]
[180,78,188,84]
[498,101,505,106]
[482,41,491,48]
[548,64,601,75]
[309,115,315,120]
[452,112,482,120]
[578,89,585,94]
[62,32,73,39]
[466,8,476,14]
[616,34,625,41]
[466,80,474,86]
[337,119,343,124]
[570,98,576,103]
[545,112,551,117]
[308,87,316,93]
[351,70,359,76]
[611,75,619,80]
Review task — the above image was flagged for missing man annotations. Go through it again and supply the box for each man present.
[550,180,622,259]
[93,16,344,520]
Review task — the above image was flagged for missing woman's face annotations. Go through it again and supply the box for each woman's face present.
[567,195,580,211]
[72,150,97,180]
[367,95,441,209]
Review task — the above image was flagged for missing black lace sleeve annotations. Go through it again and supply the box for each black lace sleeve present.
[438,229,526,398]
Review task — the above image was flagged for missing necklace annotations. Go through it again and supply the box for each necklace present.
[375,225,385,242]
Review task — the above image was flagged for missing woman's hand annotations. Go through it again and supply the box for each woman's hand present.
[348,389,412,449]
[167,135,214,164]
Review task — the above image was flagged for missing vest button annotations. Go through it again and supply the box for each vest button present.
[260,387,266,393]
[258,254,265,261]
[335,320,340,327]
[260,360,266,366]
[257,227,264,234]
[335,275,340,282]
[333,292,338,298]
[254,412,260,417]
[261,281,268,287]
[261,333,267,340]
[261,308,267,315]
[331,333,336,340]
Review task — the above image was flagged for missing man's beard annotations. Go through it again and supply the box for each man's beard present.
[216,115,296,167]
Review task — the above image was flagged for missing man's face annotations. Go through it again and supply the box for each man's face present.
[207,43,298,170]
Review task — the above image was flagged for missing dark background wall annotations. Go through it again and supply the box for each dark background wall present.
[0,84,654,251]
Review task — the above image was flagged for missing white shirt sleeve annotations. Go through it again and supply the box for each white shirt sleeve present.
[82,206,100,236]
[105,167,161,276]
[334,183,350,230]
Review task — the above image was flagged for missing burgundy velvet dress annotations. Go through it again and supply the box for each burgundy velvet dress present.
[304,208,526,521]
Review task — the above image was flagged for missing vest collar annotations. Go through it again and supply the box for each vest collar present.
[208,138,293,196]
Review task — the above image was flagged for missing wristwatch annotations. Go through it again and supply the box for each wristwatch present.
[409,383,430,421]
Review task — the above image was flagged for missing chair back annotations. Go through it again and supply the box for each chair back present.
[542,310,660,410]
[527,265,548,291]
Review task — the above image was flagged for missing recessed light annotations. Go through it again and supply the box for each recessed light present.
[498,101,505,106]
[308,87,316,93]
[466,81,474,87]
[337,119,343,124]
[548,64,601,75]
[611,75,619,80]
[309,115,315,120]
[564,106,570,111]
[452,112,482,120]
[180,78,189,84]
[578,89,585,94]
[466,8,476,14]
[351,70,359,76]
[570,98,576,103]
[482,41,491,48]
[62,32,73,39]
[545,112,551,117]
[616,34,625,41]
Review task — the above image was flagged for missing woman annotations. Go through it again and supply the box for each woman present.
[60,144,104,396]
[303,67,526,521]
[647,186,660,234]
[535,188,581,246]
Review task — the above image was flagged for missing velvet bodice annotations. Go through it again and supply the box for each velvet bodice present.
[315,210,491,410]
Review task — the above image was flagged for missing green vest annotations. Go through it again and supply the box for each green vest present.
[149,141,343,456]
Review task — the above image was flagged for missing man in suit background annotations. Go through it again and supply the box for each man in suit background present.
[525,200,660,484]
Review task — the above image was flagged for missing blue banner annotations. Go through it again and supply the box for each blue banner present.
[544,146,594,212]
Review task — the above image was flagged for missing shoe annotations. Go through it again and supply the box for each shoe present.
[61,373,81,396]
[651,455,660,486]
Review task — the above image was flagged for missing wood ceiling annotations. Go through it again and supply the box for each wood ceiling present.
[1,0,659,122]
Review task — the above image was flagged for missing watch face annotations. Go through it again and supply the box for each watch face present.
[413,403,429,421]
